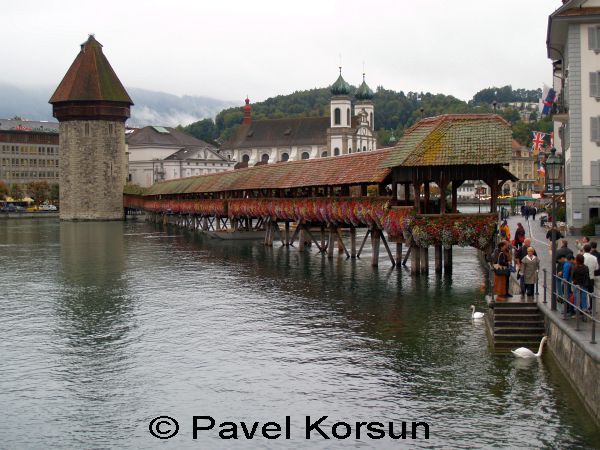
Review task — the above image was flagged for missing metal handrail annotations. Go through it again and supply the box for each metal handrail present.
[543,268,597,344]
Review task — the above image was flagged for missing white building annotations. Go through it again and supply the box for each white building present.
[548,0,600,230]
[220,71,378,166]
[127,126,233,187]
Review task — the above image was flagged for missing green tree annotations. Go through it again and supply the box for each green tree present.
[0,181,8,199]
[49,183,59,202]
[25,181,50,204]
[183,118,218,143]
[9,183,23,200]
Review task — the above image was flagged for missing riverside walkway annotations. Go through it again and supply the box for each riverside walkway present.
[504,213,600,424]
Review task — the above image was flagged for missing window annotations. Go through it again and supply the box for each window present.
[346,108,350,126]
[301,152,310,160]
[281,153,289,162]
[261,153,269,162]
[334,148,340,156]
[321,151,328,157]
[589,26,600,52]
[242,154,250,163]
[84,123,90,137]
[591,117,600,143]
[592,161,600,185]
[334,108,341,125]
[363,146,367,152]
[108,123,114,135]
[370,112,373,127]
[591,72,600,98]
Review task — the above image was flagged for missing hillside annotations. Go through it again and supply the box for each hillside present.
[184,85,544,146]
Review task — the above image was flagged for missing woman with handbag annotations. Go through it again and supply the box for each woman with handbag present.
[520,247,539,299]
[493,241,510,299]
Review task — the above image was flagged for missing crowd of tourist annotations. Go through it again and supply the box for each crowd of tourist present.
[492,220,599,319]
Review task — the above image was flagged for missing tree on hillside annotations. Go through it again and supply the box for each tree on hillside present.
[512,116,554,147]
[471,85,542,105]
[183,118,218,144]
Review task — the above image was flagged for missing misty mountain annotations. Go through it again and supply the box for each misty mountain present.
[0,82,235,127]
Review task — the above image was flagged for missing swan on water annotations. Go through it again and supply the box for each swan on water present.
[511,336,548,358]
[470,305,485,319]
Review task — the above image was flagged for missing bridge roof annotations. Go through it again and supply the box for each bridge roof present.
[383,114,511,168]
[145,148,393,195]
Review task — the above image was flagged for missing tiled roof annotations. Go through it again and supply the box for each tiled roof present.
[49,35,133,104]
[221,117,329,150]
[383,114,511,167]
[126,126,214,148]
[145,149,393,195]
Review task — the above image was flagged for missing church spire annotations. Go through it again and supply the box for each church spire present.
[242,96,252,125]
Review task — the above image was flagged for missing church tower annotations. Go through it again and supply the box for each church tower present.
[353,74,377,152]
[49,35,133,220]
[327,68,353,156]
[354,74,375,130]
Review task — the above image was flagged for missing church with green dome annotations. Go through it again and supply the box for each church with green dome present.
[220,69,378,167]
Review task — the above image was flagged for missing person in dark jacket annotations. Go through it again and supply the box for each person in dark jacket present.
[546,226,564,242]
[555,239,574,262]
[514,223,526,250]
[572,254,590,313]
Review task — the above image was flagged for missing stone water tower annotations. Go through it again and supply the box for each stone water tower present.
[49,35,133,220]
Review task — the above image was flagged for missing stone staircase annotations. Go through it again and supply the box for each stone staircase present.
[487,302,546,351]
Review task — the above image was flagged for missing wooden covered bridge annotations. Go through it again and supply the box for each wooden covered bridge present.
[124,114,516,273]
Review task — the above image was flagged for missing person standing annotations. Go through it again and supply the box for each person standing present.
[514,223,526,250]
[520,247,539,299]
[500,220,511,242]
[560,255,576,317]
[546,226,564,242]
[516,238,536,295]
[532,206,537,221]
[572,254,590,314]
[524,206,530,221]
[555,239,574,262]
[493,241,510,300]
[576,236,590,254]
[583,244,598,313]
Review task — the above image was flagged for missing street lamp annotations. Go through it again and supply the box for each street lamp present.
[546,147,562,310]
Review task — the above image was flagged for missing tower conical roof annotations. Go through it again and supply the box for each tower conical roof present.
[49,35,133,105]
[355,76,374,101]
[330,69,351,96]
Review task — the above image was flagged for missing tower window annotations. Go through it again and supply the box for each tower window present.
[109,123,114,135]
[84,123,90,137]
[334,108,341,125]
[334,147,340,156]
[363,146,367,152]
[321,151,328,157]
[261,153,269,162]
[370,112,373,127]
[347,108,350,126]
[242,154,250,163]
[281,152,289,162]
[301,152,310,160]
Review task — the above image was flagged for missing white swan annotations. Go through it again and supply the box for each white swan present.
[511,336,548,358]
[471,305,485,319]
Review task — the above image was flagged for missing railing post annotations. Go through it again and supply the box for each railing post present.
[543,269,547,304]
[592,293,597,344]
[575,287,580,331]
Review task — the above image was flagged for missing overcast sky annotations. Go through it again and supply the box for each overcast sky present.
[2,0,561,103]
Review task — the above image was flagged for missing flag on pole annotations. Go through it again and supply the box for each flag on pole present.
[532,131,546,151]
[539,85,549,115]
[542,88,556,115]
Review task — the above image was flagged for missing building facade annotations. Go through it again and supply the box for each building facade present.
[548,0,600,229]
[505,139,536,195]
[220,71,377,166]
[50,35,133,220]
[0,119,59,185]
[127,126,233,187]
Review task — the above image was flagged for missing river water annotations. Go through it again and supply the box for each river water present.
[1,219,598,449]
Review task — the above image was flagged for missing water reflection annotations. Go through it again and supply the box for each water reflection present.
[0,219,598,448]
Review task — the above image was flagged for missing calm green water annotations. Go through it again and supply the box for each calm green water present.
[1,219,598,449]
